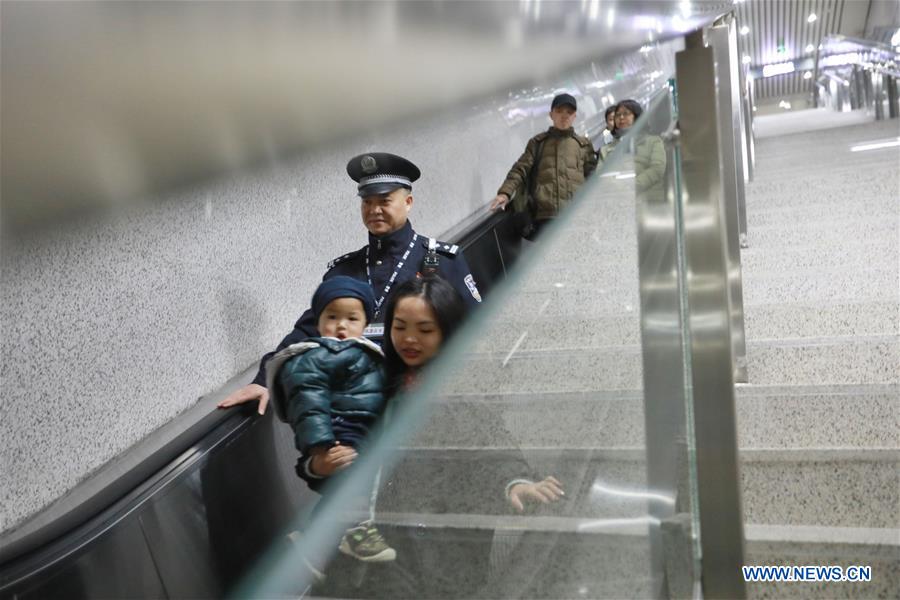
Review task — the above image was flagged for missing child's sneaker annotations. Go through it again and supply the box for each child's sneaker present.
[338,523,396,562]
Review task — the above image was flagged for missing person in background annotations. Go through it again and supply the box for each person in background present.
[597,104,617,151]
[218,152,482,415]
[489,93,598,239]
[601,99,667,201]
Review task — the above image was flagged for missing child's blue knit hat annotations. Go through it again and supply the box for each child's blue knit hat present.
[311,276,375,323]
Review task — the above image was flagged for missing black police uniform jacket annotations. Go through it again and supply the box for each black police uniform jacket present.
[252,221,481,386]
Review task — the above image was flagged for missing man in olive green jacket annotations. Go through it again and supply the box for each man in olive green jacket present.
[489,93,598,236]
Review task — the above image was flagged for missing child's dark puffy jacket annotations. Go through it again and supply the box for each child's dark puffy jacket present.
[266,337,385,454]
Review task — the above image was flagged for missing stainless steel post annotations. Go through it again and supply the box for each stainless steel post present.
[708,22,748,382]
[854,67,868,109]
[874,72,885,119]
[864,69,876,114]
[850,66,862,110]
[636,90,694,600]
[675,29,747,599]
[887,75,899,119]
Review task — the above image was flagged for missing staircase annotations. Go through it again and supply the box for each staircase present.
[309,114,898,599]
[738,114,899,599]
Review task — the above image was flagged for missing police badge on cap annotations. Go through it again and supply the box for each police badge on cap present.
[347,152,421,197]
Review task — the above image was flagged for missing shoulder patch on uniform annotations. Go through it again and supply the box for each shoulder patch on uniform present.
[423,238,459,256]
[464,274,482,303]
[436,241,459,256]
[326,247,363,270]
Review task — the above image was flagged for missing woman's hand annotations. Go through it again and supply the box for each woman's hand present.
[309,442,358,477]
[217,383,270,415]
[508,476,565,513]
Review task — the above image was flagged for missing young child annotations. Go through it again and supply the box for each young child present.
[489,92,598,239]
[266,275,395,564]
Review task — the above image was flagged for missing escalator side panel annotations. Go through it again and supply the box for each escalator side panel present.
[9,518,166,600]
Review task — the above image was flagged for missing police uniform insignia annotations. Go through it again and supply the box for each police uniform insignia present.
[464,274,482,303]
[361,155,377,174]
[430,240,458,256]
[327,251,356,270]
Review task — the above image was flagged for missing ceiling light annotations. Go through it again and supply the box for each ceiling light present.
[805,44,815,53]
[850,138,900,152]
[742,55,752,64]
[762,61,795,77]
[821,52,862,67]
[740,26,750,35]
[807,13,817,23]
[803,71,812,79]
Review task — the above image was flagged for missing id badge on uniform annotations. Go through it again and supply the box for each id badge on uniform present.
[363,323,385,340]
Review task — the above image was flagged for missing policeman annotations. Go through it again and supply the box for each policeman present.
[219,152,481,414]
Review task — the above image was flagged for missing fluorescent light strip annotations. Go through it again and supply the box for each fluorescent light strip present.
[850,138,900,152]
[762,61,795,77]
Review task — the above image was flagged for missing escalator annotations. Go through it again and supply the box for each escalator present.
[0,210,521,599]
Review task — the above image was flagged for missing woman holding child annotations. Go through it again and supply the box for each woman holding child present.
[267,273,563,595]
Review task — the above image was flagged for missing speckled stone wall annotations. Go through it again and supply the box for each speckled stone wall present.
[0,42,678,534]
[0,108,509,533]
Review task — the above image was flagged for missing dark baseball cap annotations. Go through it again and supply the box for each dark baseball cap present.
[551,93,577,111]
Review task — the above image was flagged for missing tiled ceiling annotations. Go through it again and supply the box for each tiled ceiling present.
[734,0,873,99]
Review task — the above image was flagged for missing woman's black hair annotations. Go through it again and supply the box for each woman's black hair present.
[616,99,644,120]
[382,274,467,393]
[611,99,644,138]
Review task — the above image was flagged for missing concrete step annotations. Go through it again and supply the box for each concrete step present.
[502,285,640,320]
[740,449,899,529]
[448,335,898,396]
[748,199,897,227]
[744,524,900,600]
[744,301,899,340]
[475,298,898,354]
[311,513,657,599]
[379,448,648,519]
[517,260,637,292]
[735,384,900,449]
[413,385,899,451]
[743,216,897,248]
[374,447,898,530]
[742,266,897,305]
[472,314,641,353]
[307,516,899,599]
[746,336,899,386]
[448,346,644,395]
[741,238,898,273]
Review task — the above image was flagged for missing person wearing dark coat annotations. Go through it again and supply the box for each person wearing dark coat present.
[218,152,482,415]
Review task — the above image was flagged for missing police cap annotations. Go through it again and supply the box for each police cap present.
[347,152,421,197]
